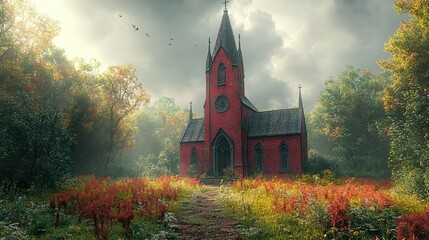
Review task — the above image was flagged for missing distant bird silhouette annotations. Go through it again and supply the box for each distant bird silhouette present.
[119,14,122,17]
[131,24,139,31]
[145,33,151,38]
[170,38,174,41]
[168,43,172,46]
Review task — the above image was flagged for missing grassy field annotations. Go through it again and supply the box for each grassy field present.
[1,173,428,239]
[0,176,201,239]
[220,173,428,239]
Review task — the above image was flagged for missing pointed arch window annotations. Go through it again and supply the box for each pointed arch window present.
[255,143,264,173]
[280,142,289,172]
[218,62,226,86]
[191,147,198,165]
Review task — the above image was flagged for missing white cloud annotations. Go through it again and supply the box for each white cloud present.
[30,0,403,113]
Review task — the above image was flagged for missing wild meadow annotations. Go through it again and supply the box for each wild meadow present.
[220,172,429,240]
[0,176,201,239]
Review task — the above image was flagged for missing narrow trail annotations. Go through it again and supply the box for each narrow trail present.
[175,186,242,240]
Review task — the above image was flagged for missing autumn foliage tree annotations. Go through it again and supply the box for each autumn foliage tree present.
[379,0,429,199]
[0,0,151,187]
[98,65,150,172]
[0,0,75,188]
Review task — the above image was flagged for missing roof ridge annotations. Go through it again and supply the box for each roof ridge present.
[256,108,299,114]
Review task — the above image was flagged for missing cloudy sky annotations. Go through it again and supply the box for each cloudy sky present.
[30,0,405,114]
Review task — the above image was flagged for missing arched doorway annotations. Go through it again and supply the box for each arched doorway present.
[212,130,233,175]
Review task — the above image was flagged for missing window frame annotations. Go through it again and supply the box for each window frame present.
[279,142,289,172]
[255,143,264,174]
[217,62,226,86]
[190,147,198,166]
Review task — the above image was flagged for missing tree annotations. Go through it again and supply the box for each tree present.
[0,0,75,188]
[311,67,390,177]
[130,97,189,176]
[379,0,429,199]
[67,59,108,174]
[98,65,150,171]
[0,0,152,187]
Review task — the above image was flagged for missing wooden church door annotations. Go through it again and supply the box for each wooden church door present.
[213,133,233,176]
[217,137,231,175]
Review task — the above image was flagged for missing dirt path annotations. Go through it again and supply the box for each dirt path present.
[174,186,242,240]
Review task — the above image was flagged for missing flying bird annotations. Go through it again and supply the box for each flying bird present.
[145,33,151,38]
[170,38,174,41]
[131,24,139,31]
[168,43,172,46]
[118,14,122,17]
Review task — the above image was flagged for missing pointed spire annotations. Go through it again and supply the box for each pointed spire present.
[237,34,243,64]
[189,101,193,120]
[206,38,212,72]
[298,84,303,109]
[238,34,241,50]
[213,8,238,64]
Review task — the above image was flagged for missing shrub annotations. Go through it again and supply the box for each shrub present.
[305,151,339,175]
[49,176,200,239]
[396,210,429,240]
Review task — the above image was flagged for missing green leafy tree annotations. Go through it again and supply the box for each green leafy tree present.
[68,59,109,174]
[130,97,189,176]
[311,67,390,177]
[379,0,429,199]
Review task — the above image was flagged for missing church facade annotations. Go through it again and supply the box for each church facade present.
[180,9,308,178]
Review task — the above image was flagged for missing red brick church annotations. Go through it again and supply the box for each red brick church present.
[180,8,307,177]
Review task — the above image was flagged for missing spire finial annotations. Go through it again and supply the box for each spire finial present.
[223,0,229,10]
[189,101,193,120]
[208,37,211,47]
[238,34,241,49]
[298,84,303,108]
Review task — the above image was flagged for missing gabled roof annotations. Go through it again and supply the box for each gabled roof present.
[213,10,238,65]
[181,118,204,143]
[246,108,302,137]
[241,96,258,112]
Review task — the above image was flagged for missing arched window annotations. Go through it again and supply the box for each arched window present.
[280,143,289,172]
[191,147,198,165]
[218,63,226,86]
[255,144,264,173]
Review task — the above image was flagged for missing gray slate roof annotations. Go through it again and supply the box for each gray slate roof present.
[246,108,302,137]
[181,118,204,143]
[181,107,302,143]
[241,96,258,112]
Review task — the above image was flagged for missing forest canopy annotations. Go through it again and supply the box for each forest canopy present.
[0,0,186,188]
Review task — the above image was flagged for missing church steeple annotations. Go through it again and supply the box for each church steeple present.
[189,101,193,120]
[213,9,238,64]
[237,34,244,69]
[206,38,212,72]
